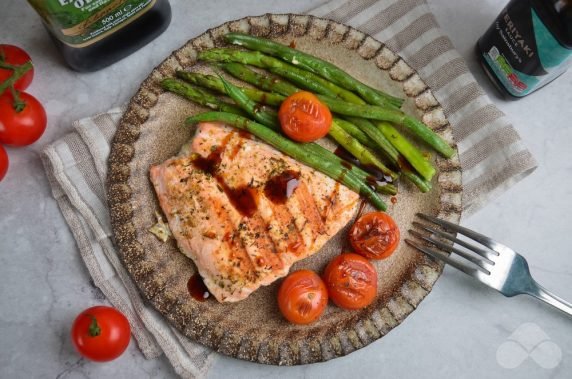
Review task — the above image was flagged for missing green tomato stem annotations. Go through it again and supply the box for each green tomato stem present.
[0,60,33,112]
[9,86,26,112]
[88,315,101,337]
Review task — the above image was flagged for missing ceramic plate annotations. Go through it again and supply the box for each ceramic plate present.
[107,14,462,365]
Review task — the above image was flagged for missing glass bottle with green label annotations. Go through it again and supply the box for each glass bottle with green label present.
[27,0,171,72]
[477,0,571,98]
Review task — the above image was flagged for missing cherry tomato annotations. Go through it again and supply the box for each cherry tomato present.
[0,145,8,182]
[0,92,47,146]
[323,253,377,310]
[278,269,328,324]
[71,306,131,362]
[349,211,400,260]
[0,45,34,92]
[278,91,332,142]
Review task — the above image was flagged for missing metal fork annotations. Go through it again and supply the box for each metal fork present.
[406,213,572,317]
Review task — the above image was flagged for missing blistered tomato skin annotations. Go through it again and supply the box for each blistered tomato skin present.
[278,269,328,324]
[278,91,332,142]
[349,212,400,260]
[323,253,377,310]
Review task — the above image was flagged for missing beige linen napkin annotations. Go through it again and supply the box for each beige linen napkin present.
[42,0,537,377]
[42,108,215,379]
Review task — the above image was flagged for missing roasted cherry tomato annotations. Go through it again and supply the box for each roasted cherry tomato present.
[349,211,400,260]
[323,253,377,310]
[0,145,8,182]
[0,45,34,93]
[0,92,47,146]
[278,91,332,142]
[71,306,131,362]
[278,269,328,324]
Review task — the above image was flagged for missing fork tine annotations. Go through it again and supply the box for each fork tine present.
[405,239,481,278]
[412,222,497,263]
[408,230,491,274]
[416,213,509,256]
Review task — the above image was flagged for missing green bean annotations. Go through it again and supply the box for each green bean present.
[377,121,435,182]
[198,48,369,105]
[329,120,397,180]
[218,74,279,128]
[161,78,247,115]
[224,33,404,107]
[221,62,298,96]
[176,71,284,106]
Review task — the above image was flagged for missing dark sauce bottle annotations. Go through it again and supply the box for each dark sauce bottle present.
[477,0,571,98]
[27,0,171,72]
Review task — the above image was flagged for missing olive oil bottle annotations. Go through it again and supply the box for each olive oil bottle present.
[27,0,172,72]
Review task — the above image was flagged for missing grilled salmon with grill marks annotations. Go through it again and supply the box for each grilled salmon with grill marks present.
[150,122,359,302]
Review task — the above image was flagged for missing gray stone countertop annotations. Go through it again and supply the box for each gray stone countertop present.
[1,0,571,378]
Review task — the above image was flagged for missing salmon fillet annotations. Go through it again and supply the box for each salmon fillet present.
[150,122,359,302]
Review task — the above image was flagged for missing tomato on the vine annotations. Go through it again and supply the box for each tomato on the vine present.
[323,253,377,310]
[0,45,34,93]
[278,91,332,142]
[0,145,8,182]
[349,211,400,260]
[0,92,47,146]
[277,269,328,324]
[71,306,131,362]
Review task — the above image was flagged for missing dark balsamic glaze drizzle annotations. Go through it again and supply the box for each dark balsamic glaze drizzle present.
[340,160,352,170]
[321,181,341,223]
[356,198,368,220]
[397,155,415,173]
[192,132,258,217]
[340,198,368,256]
[264,170,301,204]
[334,146,393,185]
[334,146,359,165]
[238,130,253,140]
[187,273,210,301]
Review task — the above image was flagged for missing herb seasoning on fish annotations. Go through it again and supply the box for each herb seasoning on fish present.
[191,132,258,217]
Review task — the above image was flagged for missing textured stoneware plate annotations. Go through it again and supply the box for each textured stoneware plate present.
[107,14,463,365]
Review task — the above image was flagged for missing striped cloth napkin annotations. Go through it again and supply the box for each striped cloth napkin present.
[41,0,537,377]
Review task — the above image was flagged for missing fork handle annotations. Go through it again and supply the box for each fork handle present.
[527,281,572,317]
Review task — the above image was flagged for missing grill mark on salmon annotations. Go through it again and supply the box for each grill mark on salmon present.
[212,133,286,280]
[295,181,326,235]
[256,194,305,263]
[150,123,359,302]
[283,194,314,254]
[238,214,284,276]
[321,181,341,222]
[217,202,258,284]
